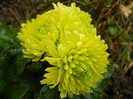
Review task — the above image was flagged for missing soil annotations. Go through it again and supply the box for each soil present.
[104,69,133,99]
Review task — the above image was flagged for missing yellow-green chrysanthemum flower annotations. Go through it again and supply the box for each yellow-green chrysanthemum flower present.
[17,2,109,99]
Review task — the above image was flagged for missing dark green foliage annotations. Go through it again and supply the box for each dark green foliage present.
[0,22,42,99]
[108,27,118,36]
[108,17,114,25]
[39,85,60,99]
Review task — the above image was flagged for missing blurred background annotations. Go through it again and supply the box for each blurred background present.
[0,0,133,99]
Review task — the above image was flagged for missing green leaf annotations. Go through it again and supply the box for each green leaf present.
[15,54,28,75]
[38,85,60,99]
[103,66,114,79]
[84,93,103,99]
[0,37,8,46]
[0,80,6,93]
[0,22,16,41]
[108,27,118,35]
[108,17,114,25]
[11,87,29,99]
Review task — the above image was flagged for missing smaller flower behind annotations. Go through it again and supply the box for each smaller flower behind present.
[17,2,109,99]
